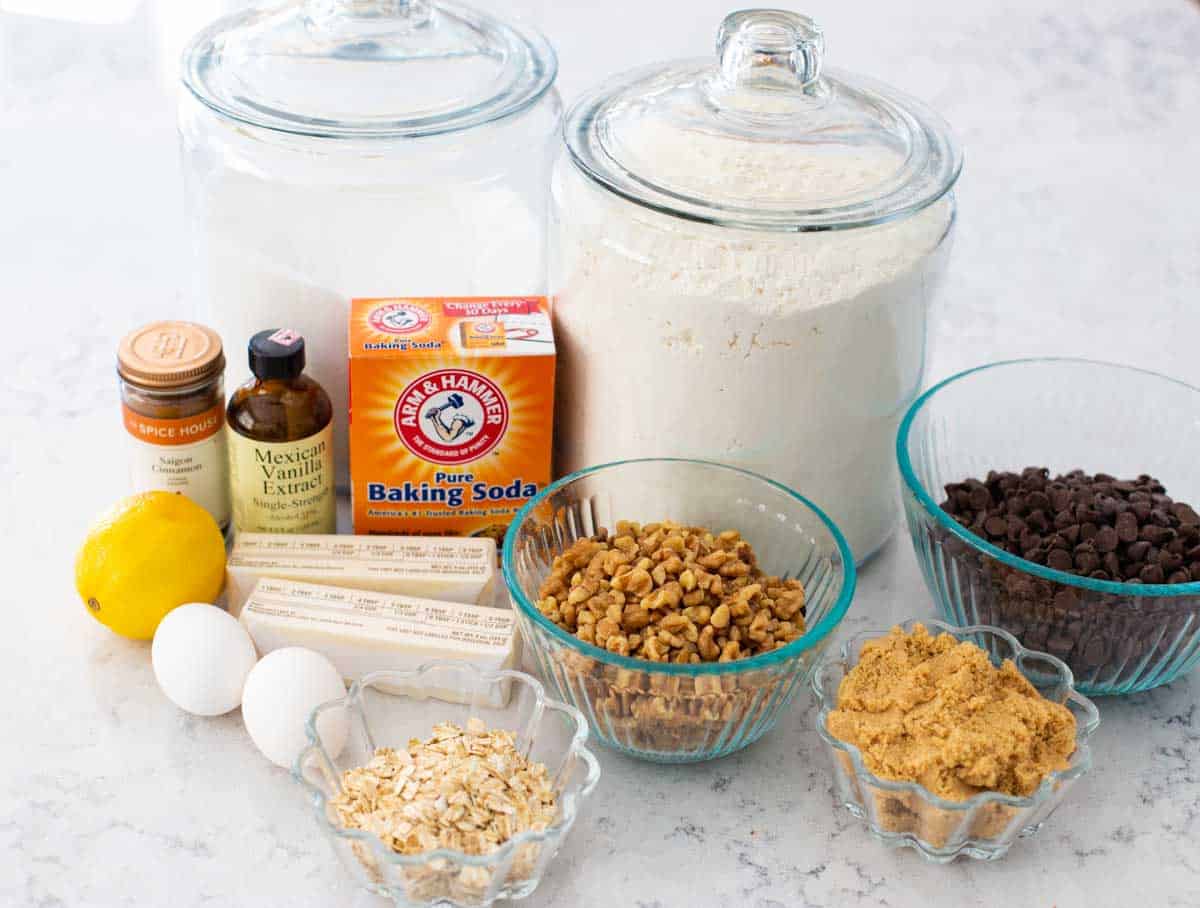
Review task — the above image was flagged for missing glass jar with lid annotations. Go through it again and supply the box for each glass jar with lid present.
[180,0,561,487]
[550,10,961,563]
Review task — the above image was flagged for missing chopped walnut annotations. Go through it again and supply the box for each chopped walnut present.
[536,521,806,664]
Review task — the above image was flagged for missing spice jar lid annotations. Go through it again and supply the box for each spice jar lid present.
[182,0,556,140]
[118,321,225,389]
[563,10,961,231]
[248,329,307,382]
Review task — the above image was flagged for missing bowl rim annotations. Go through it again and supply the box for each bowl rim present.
[293,661,602,870]
[501,457,857,676]
[897,357,1200,597]
[813,618,1102,813]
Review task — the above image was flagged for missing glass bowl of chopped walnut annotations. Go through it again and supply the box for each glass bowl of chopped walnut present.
[502,457,857,763]
[294,662,600,907]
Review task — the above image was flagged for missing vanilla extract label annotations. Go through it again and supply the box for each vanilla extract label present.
[229,424,335,533]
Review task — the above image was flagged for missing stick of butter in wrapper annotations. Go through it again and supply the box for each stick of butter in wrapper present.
[225,533,495,616]
[240,579,519,704]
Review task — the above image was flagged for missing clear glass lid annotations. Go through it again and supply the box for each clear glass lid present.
[182,0,557,139]
[563,9,961,231]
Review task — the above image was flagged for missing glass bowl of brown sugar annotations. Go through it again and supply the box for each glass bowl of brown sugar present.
[813,619,1101,863]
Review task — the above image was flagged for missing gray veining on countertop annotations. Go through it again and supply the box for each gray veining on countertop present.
[2,1,1199,906]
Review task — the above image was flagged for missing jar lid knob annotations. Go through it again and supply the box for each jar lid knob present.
[716,9,824,92]
[305,0,433,36]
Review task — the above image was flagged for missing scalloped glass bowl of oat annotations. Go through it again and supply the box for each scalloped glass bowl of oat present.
[813,619,1100,863]
[294,663,600,907]
[503,458,856,763]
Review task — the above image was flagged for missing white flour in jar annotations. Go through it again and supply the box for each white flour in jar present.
[551,131,953,561]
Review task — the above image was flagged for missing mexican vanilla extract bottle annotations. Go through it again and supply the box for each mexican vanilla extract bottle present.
[227,329,335,534]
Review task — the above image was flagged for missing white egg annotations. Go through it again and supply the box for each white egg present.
[241,647,348,769]
[152,603,258,717]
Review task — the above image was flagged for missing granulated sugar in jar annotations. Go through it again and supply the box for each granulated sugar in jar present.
[180,0,561,488]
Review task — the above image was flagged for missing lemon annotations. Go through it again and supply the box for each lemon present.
[75,491,226,640]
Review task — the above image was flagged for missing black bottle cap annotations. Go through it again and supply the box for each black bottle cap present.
[248,329,306,381]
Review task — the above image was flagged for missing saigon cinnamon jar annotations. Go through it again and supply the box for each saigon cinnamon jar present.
[117,321,230,530]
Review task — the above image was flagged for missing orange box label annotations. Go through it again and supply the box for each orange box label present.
[348,297,555,541]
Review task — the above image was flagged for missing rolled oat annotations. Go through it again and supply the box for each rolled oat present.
[330,720,558,901]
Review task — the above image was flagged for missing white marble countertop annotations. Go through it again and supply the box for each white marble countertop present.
[2,1,1199,906]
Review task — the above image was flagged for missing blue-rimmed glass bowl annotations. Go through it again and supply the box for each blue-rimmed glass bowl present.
[814,619,1100,863]
[502,458,856,763]
[294,663,600,907]
[898,358,1200,695]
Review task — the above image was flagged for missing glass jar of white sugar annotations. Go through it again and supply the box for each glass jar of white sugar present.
[550,10,961,563]
[180,0,560,488]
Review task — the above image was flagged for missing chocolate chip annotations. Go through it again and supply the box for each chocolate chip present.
[1048,487,1071,512]
[1140,525,1174,546]
[1047,549,1074,572]
[1140,564,1165,584]
[1094,526,1119,553]
[1159,552,1183,572]
[984,516,1008,538]
[1127,540,1151,561]
[1149,508,1173,528]
[1172,502,1200,527]
[1116,512,1139,542]
[968,485,991,510]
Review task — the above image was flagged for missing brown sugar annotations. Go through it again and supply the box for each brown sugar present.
[826,624,1077,801]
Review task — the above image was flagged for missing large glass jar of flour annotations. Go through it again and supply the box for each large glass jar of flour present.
[551,10,960,563]
[181,0,560,486]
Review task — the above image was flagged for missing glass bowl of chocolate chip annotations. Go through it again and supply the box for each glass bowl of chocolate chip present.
[502,458,856,762]
[898,358,1200,694]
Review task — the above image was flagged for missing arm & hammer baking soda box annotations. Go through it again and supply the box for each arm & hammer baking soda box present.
[348,297,555,543]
